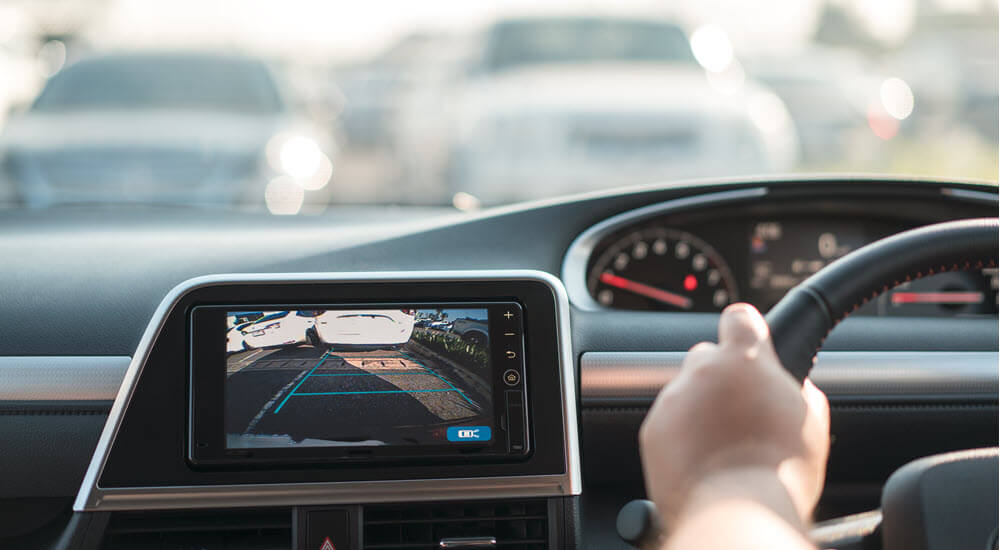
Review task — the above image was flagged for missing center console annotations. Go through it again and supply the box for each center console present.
[68,271,580,550]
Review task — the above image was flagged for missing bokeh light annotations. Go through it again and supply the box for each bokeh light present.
[279,135,322,178]
[690,24,734,73]
[298,154,334,191]
[264,176,305,215]
[880,77,914,120]
[452,192,481,212]
[867,103,900,140]
[266,133,333,191]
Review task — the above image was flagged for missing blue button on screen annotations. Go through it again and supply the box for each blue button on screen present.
[447,426,491,442]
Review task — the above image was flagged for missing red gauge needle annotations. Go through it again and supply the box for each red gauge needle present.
[891,291,984,305]
[600,272,694,310]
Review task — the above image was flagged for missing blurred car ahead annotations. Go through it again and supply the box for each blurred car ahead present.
[0,52,338,208]
[314,309,417,349]
[394,16,798,205]
[336,33,448,150]
[744,47,870,166]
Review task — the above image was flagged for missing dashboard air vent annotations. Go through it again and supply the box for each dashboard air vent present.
[363,499,549,549]
[101,507,292,550]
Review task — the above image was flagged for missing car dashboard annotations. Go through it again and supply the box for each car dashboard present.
[0,177,996,550]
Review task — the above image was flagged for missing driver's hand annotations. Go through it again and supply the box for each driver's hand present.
[639,303,830,528]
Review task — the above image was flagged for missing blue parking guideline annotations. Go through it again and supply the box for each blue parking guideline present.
[272,351,476,413]
[400,352,476,407]
[294,389,460,396]
[273,351,330,414]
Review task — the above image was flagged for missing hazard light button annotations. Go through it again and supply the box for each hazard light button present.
[300,508,356,550]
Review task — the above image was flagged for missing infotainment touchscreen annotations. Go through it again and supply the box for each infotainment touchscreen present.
[226,306,494,449]
[190,302,529,465]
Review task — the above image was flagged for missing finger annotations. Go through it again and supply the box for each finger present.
[686,341,717,358]
[676,342,718,376]
[718,303,769,348]
[802,379,830,429]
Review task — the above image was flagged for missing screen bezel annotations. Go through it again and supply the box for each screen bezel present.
[189,301,530,466]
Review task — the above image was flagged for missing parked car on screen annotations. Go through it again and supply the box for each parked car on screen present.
[393,16,798,205]
[451,317,488,346]
[239,311,316,349]
[0,51,338,208]
[314,309,416,349]
[428,320,453,332]
[226,325,249,353]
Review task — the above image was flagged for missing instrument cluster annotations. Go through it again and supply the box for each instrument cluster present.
[584,216,998,317]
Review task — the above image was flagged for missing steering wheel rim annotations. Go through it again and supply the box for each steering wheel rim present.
[765,217,999,384]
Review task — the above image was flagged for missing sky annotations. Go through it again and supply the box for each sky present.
[67,0,850,61]
[7,0,993,64]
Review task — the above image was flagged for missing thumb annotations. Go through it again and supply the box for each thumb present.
[718,303,769,349]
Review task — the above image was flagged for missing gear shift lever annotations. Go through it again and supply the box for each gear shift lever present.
[616,499,664,549]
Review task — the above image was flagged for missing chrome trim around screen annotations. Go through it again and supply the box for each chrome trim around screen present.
[581,351,999,405]
[73,270,581,512]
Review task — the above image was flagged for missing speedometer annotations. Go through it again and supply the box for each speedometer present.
[587,228,739,312]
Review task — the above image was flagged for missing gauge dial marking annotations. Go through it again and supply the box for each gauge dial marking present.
[587,227,738,312]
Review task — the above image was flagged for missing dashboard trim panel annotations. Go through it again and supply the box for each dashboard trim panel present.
[0,356,129,402]
[581,351,1000,406]
[73,270,581,512]
[1,351,994,405]
[561,187,768,310]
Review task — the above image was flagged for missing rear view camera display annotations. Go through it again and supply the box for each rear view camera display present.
[224,307,494,449]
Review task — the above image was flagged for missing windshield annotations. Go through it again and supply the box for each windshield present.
[0,1,996,212]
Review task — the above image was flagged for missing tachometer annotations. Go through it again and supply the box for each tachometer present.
[587,228,739,311]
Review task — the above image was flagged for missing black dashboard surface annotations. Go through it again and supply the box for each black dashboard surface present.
[1,177,996,357]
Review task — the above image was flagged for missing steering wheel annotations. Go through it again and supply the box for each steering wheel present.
[618,218,999,550]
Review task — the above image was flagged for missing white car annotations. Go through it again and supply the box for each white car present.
[394,16,798,205]
[314,309,416,349]
[238,311,316,349]
[428,320,453,332]
[0,52,339,209]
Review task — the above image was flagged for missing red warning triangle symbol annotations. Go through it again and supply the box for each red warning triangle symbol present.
[319,536,336,550]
